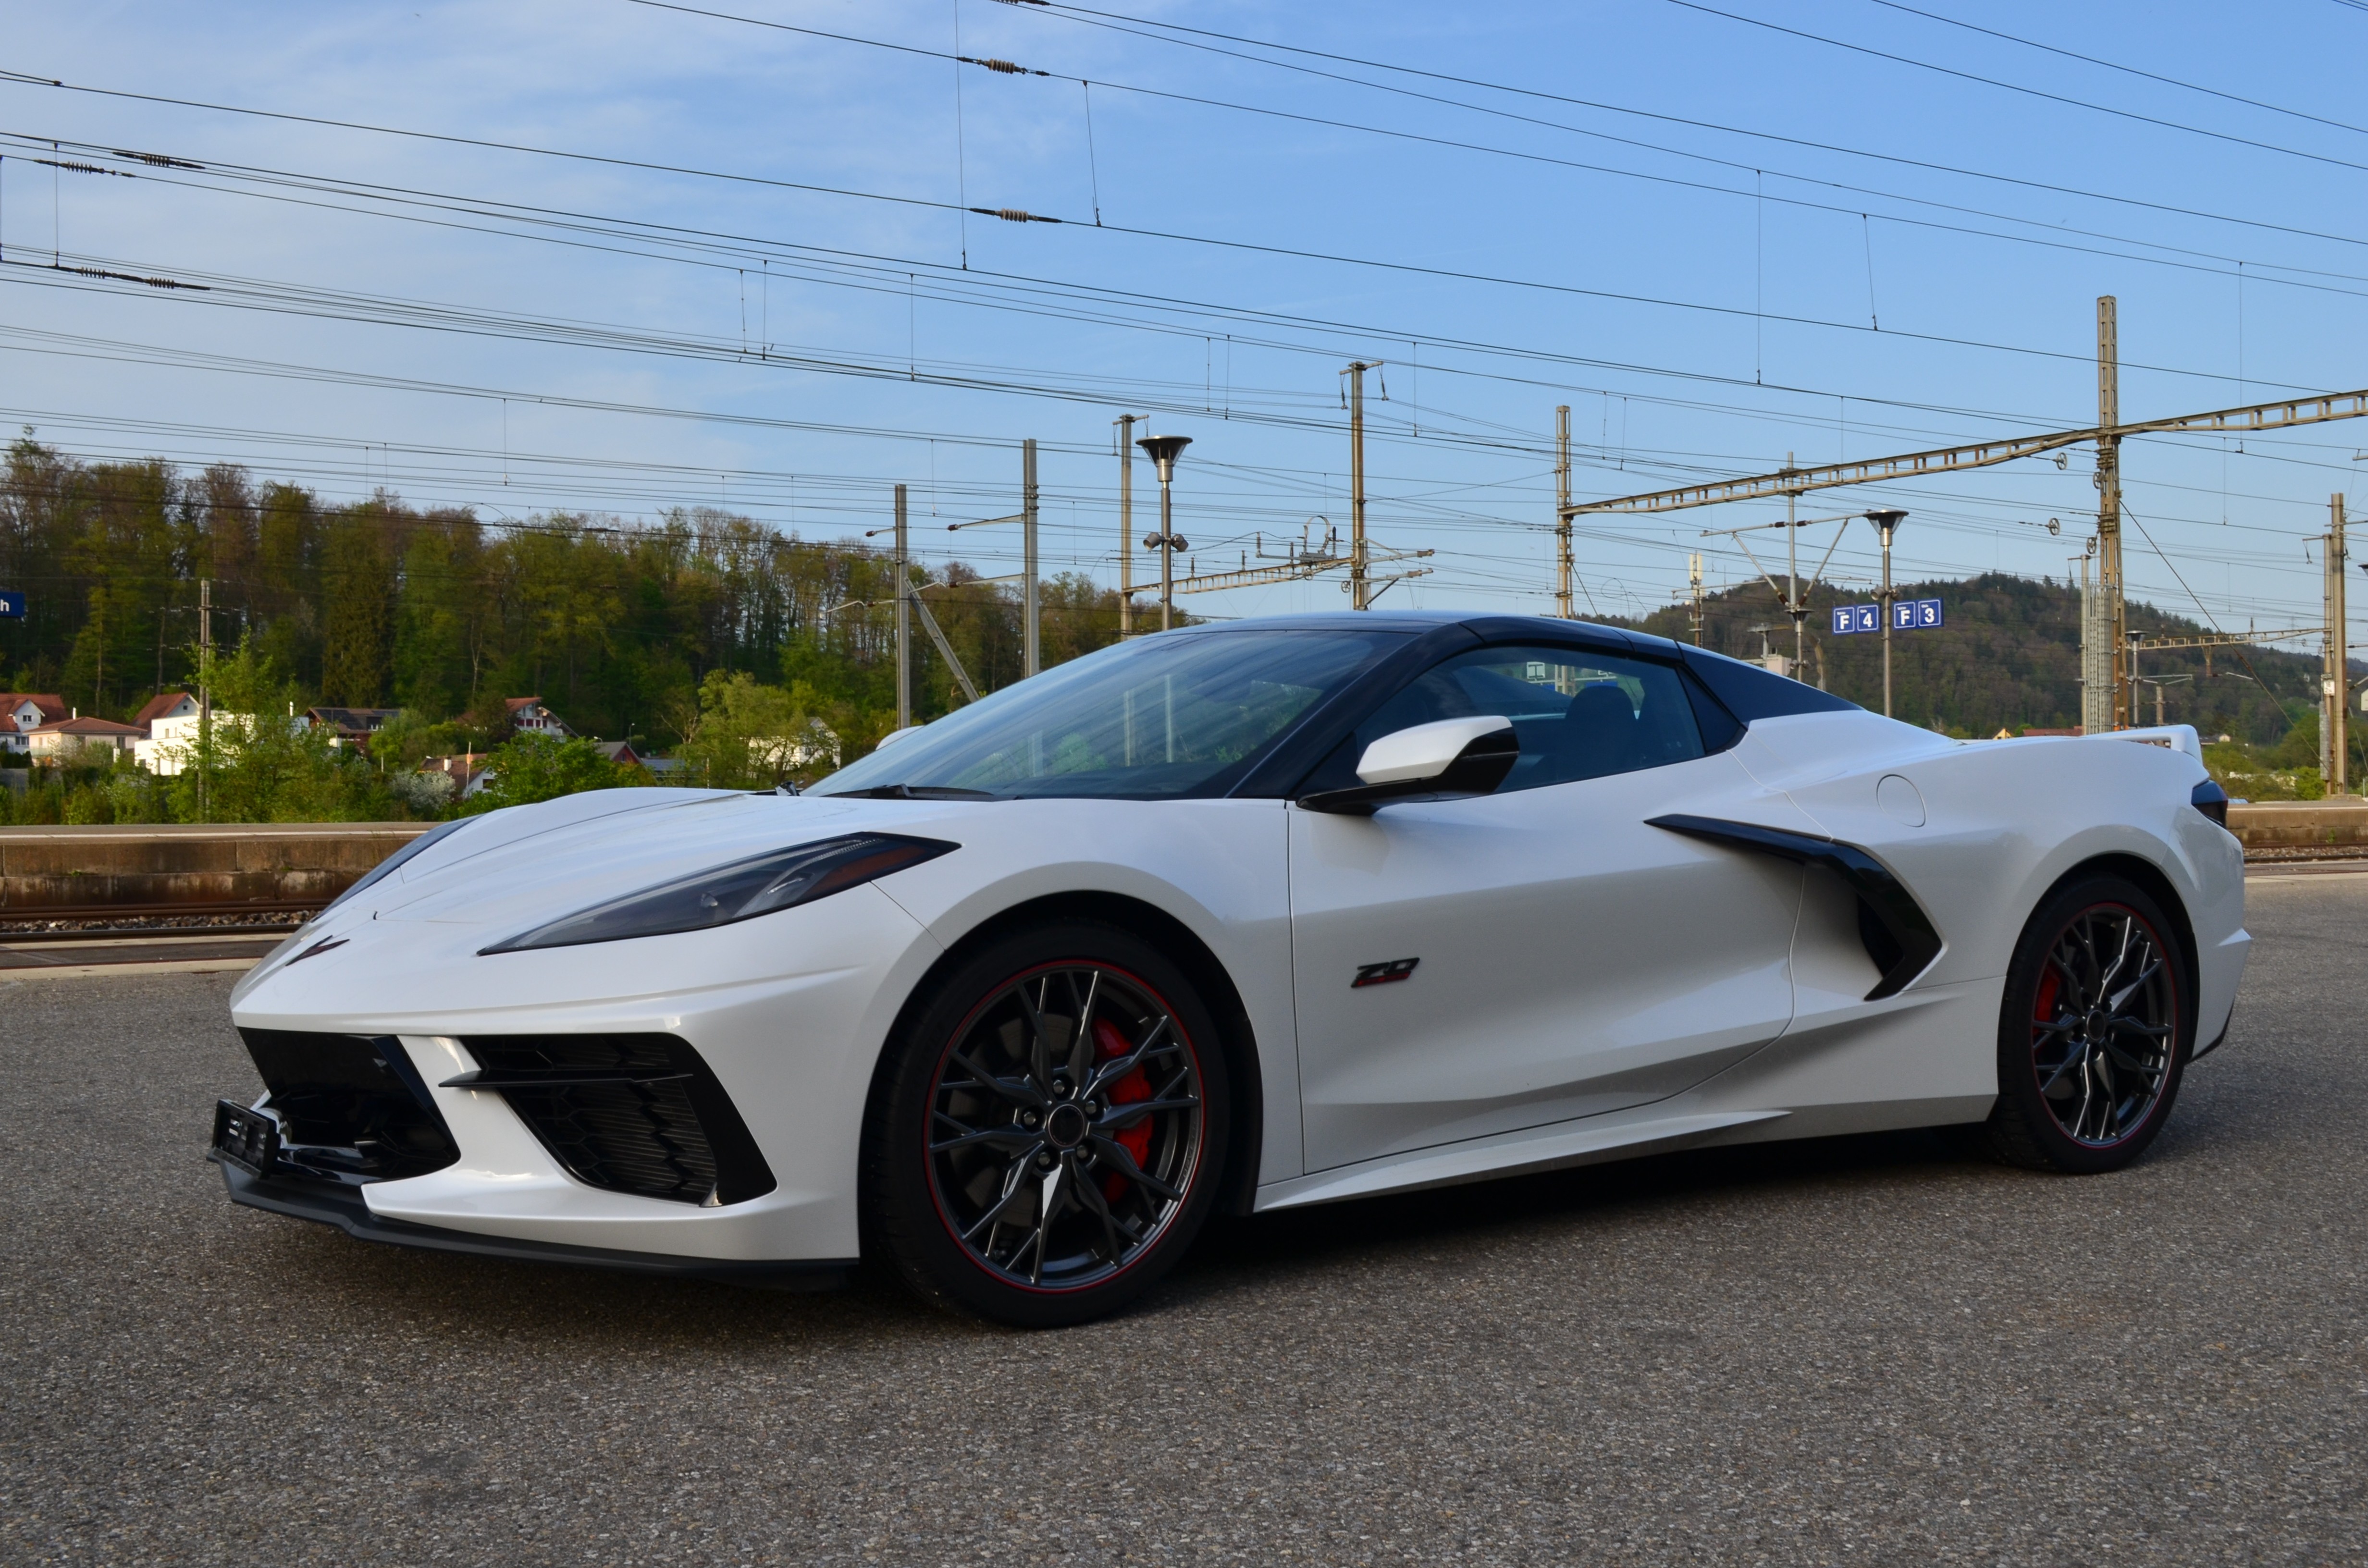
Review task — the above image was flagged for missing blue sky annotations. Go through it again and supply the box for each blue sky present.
[3,0,2364,637]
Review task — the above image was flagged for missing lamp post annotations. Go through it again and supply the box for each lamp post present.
[1137,434,1192,631]
[1864,509,1907,718]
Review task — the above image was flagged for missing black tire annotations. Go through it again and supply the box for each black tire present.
[863,918,1231,1328]
[1985,873,2193,1174]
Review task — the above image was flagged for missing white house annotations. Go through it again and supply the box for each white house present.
[134,711,293,775]
[0,694,66,758]
[506,697,570,737]
[26,714,145,760]
[133,691,199,732]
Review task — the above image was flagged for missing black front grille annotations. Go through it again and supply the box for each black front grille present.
[234,1029,461,1183]
[458,1034,776,1206]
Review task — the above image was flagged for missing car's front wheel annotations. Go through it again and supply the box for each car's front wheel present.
[865,919,1230,1327]
[1986,874,2191,1174]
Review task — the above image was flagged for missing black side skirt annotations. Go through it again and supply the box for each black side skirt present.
[217,1164,851,1292]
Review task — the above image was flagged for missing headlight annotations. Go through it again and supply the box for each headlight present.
[480,833,956,954]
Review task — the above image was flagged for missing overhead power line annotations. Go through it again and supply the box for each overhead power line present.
[0,131,2185,438]
[0,84,2316,394]
[609,2,2368,295]
[1008,0,2368,256]
[1664,0,2368,177]
[1861,0,2368,140]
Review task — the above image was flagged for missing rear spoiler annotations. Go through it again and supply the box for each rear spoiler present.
[2097,724,2203,759]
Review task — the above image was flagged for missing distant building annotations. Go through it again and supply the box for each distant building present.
[421,753,488,794]
[133,691,200,733]
[0,694,67,758]
[306,706,403,750]
[26,714,145,760]
[506,697,569,738]
[593,740,645,769]
[134,711,297,775]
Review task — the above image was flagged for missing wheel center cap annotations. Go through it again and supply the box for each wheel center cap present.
[1044,1102,1090,1150]
[2084,1007,2112,1042]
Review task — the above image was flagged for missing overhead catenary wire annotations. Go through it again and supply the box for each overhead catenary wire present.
[1664,0,2368,178]
[1860,0,2368,141]
[1001,0,2368,259]
[609,1,2368,293]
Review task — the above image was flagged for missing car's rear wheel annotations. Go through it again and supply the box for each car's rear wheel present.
[1986,874,2191,1174]
[865,919,1229,1327]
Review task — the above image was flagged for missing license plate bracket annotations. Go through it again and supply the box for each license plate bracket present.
[211,1099,281,1176]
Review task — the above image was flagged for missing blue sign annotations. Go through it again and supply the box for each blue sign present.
[0,592,22,619]
[1832,598,1944,633]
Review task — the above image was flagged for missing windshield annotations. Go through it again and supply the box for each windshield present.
[812,626,1409,800]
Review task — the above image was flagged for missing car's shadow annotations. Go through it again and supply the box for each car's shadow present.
[233,1124,2024,1346]
[1168,1125,1986,1297]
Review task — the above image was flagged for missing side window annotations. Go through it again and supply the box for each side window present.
[1307,643,1709,796]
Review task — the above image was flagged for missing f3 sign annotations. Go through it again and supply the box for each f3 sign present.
[1830,598,1944,635]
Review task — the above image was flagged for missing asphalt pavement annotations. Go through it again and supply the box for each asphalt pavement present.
[2,872,2362,1565]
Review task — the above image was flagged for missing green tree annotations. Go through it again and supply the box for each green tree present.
[165,639,400,821]
[675,669,830,789]
[462,732,634,813]
[320,505,395,705]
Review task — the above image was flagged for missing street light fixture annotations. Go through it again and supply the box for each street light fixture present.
[1137,434,1192,631]
[1864,508,1908,718]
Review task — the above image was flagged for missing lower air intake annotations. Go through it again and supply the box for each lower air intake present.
[456,1034,776,1206]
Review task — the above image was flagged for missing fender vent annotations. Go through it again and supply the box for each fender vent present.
[452,1034,776,1206]
[1647,814,1943,1001]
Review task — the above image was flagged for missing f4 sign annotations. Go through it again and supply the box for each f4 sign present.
[1831,598,1944,635]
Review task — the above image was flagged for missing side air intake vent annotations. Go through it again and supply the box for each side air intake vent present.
[449,1034,776,1206]
[1646,814,1944,1001]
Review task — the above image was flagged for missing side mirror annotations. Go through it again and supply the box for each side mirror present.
[1297,716,1518,815]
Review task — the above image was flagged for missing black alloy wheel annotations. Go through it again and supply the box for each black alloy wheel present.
[1987,874,2191,1174]
[866,920,1230,1327]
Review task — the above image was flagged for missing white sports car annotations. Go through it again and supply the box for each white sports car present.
[216,612,2246,1326]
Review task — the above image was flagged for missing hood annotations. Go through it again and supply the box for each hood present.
[375,789,987,932]
[232,787,990,1006]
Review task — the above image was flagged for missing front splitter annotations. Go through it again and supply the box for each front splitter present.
[216,1162,853,1291]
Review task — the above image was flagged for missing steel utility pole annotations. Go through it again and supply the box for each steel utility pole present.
[1138,435,1192,631]
[1022,438,1039,678]
[1346,361,1372,611]
[1115,415,1136,637]
[1688,552,1705,646]
[1786,454,1804,671]
[2329,493,2351,795]
[1555,405,1574,618]
[197,576,211,823]
[1867,509,1907,718]
[893,485,911,731]
[2096,296,2127,731]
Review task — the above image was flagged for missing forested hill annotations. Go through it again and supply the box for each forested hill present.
[1619,572,2335,744]
[0,438,1127,751]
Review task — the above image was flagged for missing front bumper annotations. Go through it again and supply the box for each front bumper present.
[227,881,947,1264]
[216,1162,849,1289]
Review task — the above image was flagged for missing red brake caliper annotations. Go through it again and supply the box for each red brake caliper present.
[1093,1016,1152,1203]
[2033,966,2060,1041]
